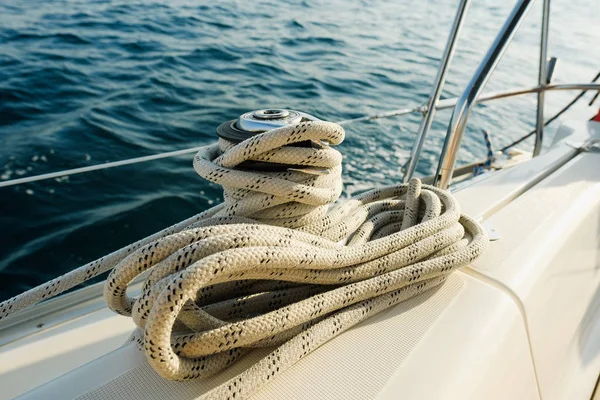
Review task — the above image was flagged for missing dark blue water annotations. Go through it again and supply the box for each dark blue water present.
[0,0,597,301]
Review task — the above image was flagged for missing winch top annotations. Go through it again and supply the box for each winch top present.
[216,109,319,143]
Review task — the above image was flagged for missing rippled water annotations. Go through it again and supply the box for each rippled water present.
[0,0,597,300]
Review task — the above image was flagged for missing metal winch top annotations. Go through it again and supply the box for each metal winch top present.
[215,109,321,172]
[216,108,319,143]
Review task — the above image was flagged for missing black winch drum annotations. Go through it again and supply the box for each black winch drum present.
[216,109,321,172]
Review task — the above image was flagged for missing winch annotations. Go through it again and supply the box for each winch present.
[216,108,320,143]
[216,108,323,172]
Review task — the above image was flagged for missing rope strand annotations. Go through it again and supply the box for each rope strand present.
[0,121,488,399]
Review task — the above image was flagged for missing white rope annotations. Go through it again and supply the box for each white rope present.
[0,121,488,399]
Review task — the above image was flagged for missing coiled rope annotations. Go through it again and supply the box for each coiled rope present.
[0,121,488,399]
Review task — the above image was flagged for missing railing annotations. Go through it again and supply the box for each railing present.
[401,0,471,183]
[534,0,551,157]
[424,0,594,188]
[433,0,537,188]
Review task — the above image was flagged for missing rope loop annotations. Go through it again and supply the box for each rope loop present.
[0,120,488,400]
[101,121,489,395]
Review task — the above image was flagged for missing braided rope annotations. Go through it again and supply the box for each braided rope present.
[0,121,488,399]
